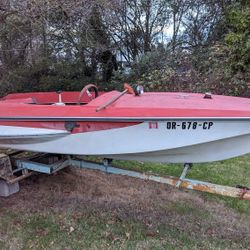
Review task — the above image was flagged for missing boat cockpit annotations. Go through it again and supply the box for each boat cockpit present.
[1,84,101,106]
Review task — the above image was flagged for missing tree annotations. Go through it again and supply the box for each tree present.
[106,0,170,63]
[181,0,227,50]
[225,0,250,73]
[169,0,190,52]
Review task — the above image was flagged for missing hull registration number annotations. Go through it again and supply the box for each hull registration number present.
[166,121,213,130]
[148,121,214,130]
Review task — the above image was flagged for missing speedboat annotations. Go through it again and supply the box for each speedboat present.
[1,83,250,163]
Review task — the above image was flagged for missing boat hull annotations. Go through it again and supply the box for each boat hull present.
[0,119,250,163]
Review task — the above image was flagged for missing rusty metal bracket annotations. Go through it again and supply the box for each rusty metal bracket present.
[176,163,192,188]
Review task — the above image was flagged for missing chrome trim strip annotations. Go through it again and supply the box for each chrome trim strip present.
[0,117,250,122]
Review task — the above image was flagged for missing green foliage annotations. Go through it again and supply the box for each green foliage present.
[125,41,250,97]
[0,58,94,96]
[123,1,250,97]
[132,48,168,77]
[225,3,250,73]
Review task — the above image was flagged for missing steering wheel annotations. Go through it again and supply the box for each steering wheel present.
[78,84,99,104]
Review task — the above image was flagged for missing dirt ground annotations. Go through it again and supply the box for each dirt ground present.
[1,167,250,248]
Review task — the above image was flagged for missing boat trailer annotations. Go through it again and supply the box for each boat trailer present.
[0,152,249,200]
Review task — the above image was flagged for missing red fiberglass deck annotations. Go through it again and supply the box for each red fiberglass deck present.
[1,91,250,119]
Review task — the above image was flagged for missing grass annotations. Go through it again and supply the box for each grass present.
[0,154,250,249]
[0,210,248,250]
[112,155,250,215]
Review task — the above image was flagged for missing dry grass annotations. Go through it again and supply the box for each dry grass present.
[1,164,250,249]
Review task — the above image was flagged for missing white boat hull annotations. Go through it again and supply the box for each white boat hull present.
[1,120,250,163]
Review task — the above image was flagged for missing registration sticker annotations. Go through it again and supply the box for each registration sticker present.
[148,122,159,129]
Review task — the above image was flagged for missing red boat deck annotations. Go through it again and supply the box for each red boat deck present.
[1,91,250,118]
